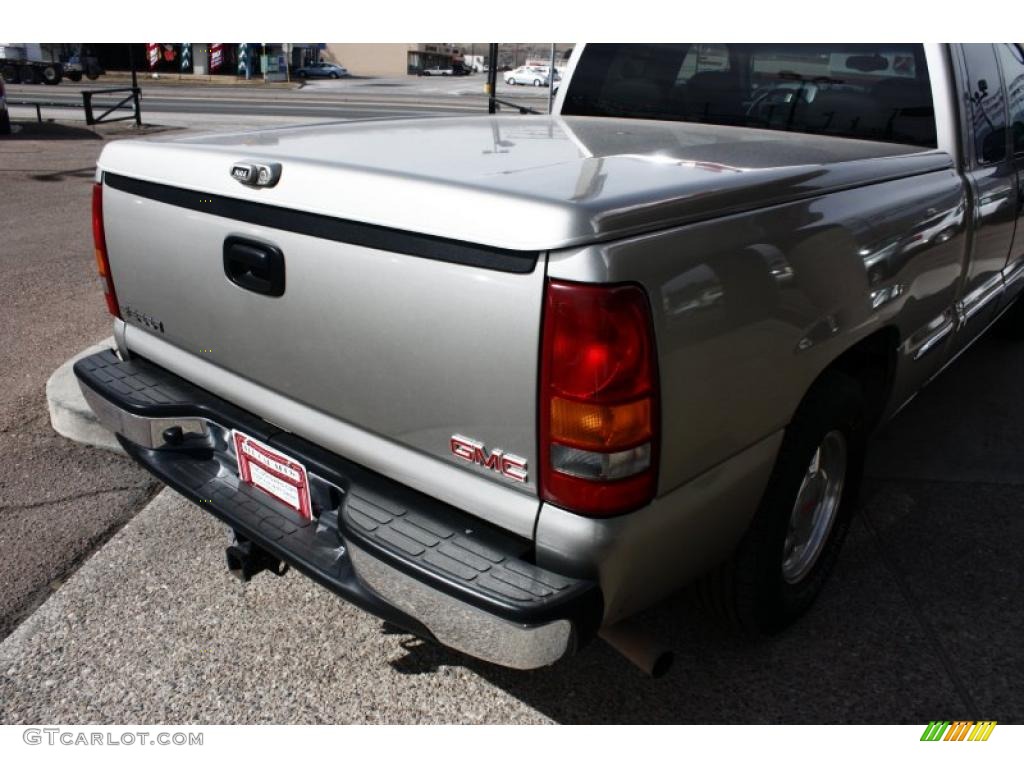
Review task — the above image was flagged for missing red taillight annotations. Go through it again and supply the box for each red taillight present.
[91,182,121,319]
[539,279,659,517]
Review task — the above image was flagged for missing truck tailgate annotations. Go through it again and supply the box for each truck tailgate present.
[98,170,546,538]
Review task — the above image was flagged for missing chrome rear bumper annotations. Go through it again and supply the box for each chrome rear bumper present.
[75,348,599,670]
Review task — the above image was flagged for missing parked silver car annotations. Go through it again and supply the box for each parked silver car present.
[295,62,349,79]
[505,66,550,86]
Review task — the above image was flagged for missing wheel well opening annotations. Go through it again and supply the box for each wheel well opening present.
[819,327,899,430]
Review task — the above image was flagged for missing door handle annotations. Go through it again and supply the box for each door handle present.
[223,237,285,297]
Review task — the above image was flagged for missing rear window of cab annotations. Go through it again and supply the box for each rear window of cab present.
[562,43,937,148]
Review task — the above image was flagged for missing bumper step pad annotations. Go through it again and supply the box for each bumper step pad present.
[343,487,588,622]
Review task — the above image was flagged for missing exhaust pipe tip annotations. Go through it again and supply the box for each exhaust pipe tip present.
[599,622,675,679]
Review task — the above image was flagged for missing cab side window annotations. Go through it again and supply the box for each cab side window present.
[961,44,1009,165]
[997,43,1024,156]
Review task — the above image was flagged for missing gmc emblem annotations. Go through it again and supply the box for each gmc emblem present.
[450,434,528,483]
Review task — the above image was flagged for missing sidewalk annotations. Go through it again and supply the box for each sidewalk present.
[0,488,549,724]
[98,71,303,88]
[4,105,343,135]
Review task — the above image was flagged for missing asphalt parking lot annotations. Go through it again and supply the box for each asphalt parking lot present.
[0,122,162,640]
[0,116,1021,724]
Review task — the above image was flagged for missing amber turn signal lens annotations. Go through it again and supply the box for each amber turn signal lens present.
[94,247,109,277]
[549,396,652,451]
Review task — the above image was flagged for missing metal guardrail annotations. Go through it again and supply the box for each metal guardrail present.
[6,99,67,123]
[8,87,142,126]
[82,87,141,126]
[489,97,541,115]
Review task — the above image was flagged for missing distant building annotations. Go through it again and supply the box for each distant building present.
[325,44,462,77]
[325,43,573,77]
[83,43,574,80]
[86,44,324,79]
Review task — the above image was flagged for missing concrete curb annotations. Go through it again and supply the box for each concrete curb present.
[46,337,123,453]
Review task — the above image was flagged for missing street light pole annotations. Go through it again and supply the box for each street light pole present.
[486,43,499,114]
[128,43,141,127]
[548,43,556,113]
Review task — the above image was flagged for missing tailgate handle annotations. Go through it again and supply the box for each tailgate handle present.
[223,237,285,297]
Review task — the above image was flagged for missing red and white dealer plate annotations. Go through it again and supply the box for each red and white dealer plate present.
[232,430,313,521]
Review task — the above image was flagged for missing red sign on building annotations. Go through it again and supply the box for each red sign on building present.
[210,43,225,72]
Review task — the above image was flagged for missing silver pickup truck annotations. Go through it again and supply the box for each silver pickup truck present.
[78,43,1024,674]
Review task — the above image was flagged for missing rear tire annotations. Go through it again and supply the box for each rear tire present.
[697,370,866,634]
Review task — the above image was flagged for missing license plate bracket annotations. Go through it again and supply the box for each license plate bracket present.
[232,430,313,521]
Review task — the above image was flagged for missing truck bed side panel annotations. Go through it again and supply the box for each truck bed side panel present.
[548,168,969,494]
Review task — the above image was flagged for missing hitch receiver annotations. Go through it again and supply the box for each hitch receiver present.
[225,534,290,582]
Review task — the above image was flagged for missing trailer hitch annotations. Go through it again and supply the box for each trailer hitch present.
[225,534,289,582]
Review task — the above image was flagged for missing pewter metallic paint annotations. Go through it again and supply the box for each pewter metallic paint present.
[98,115,949,251]
[97,44,1024,626]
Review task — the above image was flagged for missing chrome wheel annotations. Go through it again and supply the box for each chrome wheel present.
[781,430,846,584]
